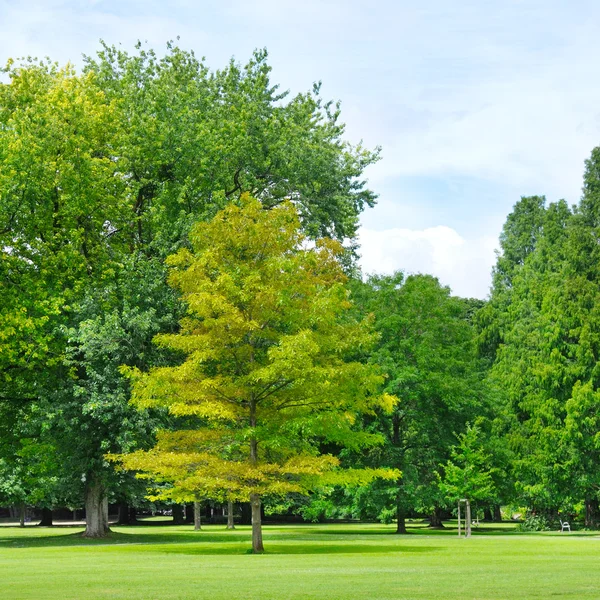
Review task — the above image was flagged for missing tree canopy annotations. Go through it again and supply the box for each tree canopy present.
[114,196,396,552]
[0,43,381,536]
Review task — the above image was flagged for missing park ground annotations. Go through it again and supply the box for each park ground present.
[1,520,598,599]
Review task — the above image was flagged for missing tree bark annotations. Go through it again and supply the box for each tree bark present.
[251,494,264,553]
[227,500,235,530]
[483,507,493,522]
[19,502,25,527]
[395,504,408,534]
[194,501,202,531]
[172,504,185,525]
[466,500,472,538]
[83,478,110,538]
[249,394,264,553]
[39,507,53,527]
[493,505,502,523]
[428,507,445,529]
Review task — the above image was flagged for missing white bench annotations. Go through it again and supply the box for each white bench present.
[560,519,570,532]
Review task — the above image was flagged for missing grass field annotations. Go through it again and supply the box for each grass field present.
[1,520,598,599]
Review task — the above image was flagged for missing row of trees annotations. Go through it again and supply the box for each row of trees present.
[0,43,495,550]
[0,43,382,550]
[477,152,600,526]
[3,41,599,552]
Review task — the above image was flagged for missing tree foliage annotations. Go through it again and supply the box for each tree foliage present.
[0,42,380,535]
[346,273,488,531]
[113,196,396,552]
[480,179,600,524]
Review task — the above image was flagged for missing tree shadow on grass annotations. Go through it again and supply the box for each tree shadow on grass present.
[0,530,251,549]
[0,528,442,555]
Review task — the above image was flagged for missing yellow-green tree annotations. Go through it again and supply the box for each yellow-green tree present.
[115,196,395,552]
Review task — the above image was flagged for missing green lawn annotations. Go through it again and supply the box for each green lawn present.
[1,521,598,599]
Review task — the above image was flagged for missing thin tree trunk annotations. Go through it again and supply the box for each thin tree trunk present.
[227,500,235,530]
[395,504,407,534]
[250,494,264,553]
[493,505,502,523]
[39,507,53,527]
[83,477,110,538]
[466,500,472,538]
[129,506,138,524]
[249,394,264,553]
[483,507,493,522]
[194,501,202,531]
[585,498,599,528]
[19,502,25,527]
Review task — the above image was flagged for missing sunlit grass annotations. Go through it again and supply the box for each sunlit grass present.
[1,521,598,599]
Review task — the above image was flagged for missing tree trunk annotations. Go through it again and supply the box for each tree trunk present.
[249,396,264,553]
[117,503,131,525]
[493,505,502,523]
[129,506,138,524]
[429,506,445,529]
[83,478,110,538]
[250,494,264,553]
[465,500,472,538]
[194,501,202,531]
[185,503,194,523]
[172,504,185,525]
[227,500,235,530]
[483,507,493,522]
[19,502,25,527]
[39,507,53,527]
[585,498,599,528]
[240,502,252,525]
[395,504,407,534]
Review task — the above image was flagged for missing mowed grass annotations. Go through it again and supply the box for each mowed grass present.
[1,520,599,599]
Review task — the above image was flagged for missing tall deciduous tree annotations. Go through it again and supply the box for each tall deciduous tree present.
[346,273,487,533]
[1,43,381,536]
[115,196,396,553]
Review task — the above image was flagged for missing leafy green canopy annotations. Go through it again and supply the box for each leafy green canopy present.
[344,273,488,524]
[479,182,600,521]
[0,42,380,515]
[114,196,396,503]
[439,424,497,504]
[83,42,380,250]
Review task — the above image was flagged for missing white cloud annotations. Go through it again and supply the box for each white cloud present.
[358,226,498,299]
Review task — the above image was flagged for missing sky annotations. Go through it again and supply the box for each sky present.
[1,0,598,298]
